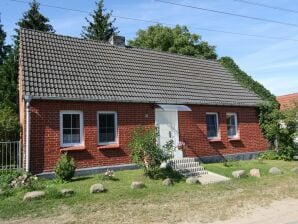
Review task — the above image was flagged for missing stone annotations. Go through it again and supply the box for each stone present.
[61,189,74,196]
[90,183,105,193]
[131,181,145,189]
[162,178,173,186]
[290,167,298,173]
[250,168,261,178]
[232,170,246,178]
[269,167,282,175]
[186,177,200,184]
[23,191,45,201]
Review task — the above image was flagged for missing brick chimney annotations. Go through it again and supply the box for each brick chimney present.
[109,35,125,47]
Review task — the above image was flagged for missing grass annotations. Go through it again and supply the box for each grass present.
[0,160,297,223]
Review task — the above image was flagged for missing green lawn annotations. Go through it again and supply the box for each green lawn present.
[0,160,297,223]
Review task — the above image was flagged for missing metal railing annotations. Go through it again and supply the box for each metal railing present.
[0,141,22,172]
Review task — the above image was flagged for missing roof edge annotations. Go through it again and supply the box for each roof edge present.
[26,95,261,108]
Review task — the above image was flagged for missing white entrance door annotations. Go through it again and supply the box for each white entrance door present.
[155,109,183,158]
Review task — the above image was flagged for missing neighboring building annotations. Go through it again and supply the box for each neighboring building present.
[277,93,298,110]
[19,28,267,175]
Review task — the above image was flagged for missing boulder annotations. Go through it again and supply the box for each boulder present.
[90,183,105,193]
[23,191,45,201]
[269,167,282,175]
[186,177,200,184]
[162,178,173,186]
[290,167,298,173]
[250,168,261,178]
[61,188,74,196]
[232,170,246,178]
[131,181,145,189]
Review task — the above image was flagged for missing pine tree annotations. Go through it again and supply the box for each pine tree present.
[0,17,11,65]
[81,0,118,41]
[15,0,54,34]
[1,0,54,113]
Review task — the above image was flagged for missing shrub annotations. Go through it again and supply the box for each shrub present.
[257,150,279,160]
[55,153,76,182]
[0,171,21,188]
[0,106,19,141]
[129,126,174,178]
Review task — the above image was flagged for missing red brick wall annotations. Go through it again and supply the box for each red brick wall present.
[25,100,267,173]
[29,100,155,173]
[179,105,267,158]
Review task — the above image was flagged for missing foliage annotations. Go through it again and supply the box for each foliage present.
[0,105,20,141]
[0,171,21,188]
[258,107,298,160]
[219,56,280,144]
[81,0,118,41]
[54,153,76,182]
[219,57,277,103]
[15,0,54,40]
[150,167,183,181]
[128,126,174,178]
[129,24,217,59]
[0,52,19,112]
[257,150,280,160]
[0,19,11,65]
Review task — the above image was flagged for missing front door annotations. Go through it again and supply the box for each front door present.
[155,109,182,158]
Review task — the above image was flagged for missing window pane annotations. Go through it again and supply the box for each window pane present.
[63,129,71,144]
[99,114,107,127]
[227,114,237,137]
[106,114,115,128]
[106,128,115,142]
[71,129,80,143]
[228,126,236,136]
[99,130,107,142]
[72,114,80,128]
[63,114,71,128]
[206,114,218,138]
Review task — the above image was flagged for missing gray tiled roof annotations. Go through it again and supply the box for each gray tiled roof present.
[20,28,261,106]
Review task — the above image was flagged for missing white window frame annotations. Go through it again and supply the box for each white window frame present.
[60,110,84,147]
[206,112,220,139]
[226,112,239,138]
[97,111,118,145]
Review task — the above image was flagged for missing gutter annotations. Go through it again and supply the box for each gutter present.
[24,95,32,173]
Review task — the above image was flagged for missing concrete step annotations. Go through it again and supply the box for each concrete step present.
[171,162,201,170]
[168,157,208,177]
[169,157,200,165]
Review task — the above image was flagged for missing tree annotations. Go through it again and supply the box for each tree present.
[0,18,11,65]
[15,0,54,37]
[128,24,217,60]
[81,0,118,41]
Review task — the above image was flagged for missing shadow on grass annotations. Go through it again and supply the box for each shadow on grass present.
[150,167,184,182]
[71,176,93,182]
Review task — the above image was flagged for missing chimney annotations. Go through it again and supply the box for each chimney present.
[109,35,125,47]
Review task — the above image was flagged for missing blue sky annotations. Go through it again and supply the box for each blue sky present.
[1,0,297,96]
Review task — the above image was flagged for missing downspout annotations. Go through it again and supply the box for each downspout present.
[24,95,32,173]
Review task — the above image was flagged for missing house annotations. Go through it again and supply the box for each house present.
[19,28,267,175]
[277,93,298,148]
[277,93,298,110]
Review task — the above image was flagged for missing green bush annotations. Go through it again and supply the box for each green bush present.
[54,153,76,182]
[257,150,279,160]
[0,171,21,188]
[129,126,174,178]
[0,106,19,141]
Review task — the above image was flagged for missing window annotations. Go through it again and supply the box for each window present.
[206,113,219,139]
[98,112,117,145]
[60,111,83,147]
[226,113,238,138]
